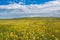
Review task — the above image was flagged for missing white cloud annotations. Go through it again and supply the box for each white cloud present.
[19,2,25,4]
[0,0,60,18]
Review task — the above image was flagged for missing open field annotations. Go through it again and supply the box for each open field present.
[0,17,60,40]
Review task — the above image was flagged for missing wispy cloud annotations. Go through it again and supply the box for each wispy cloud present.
[0,0,60,18]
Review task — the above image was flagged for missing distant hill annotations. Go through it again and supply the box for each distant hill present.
[0,17,60,20]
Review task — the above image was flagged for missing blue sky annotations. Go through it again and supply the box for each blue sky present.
[0,0,53,5]
[0,0,60,19]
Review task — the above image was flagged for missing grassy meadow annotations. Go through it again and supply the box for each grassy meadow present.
[0,17,60,40]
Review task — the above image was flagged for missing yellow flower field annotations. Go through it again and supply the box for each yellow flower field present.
[0,18,60,40]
